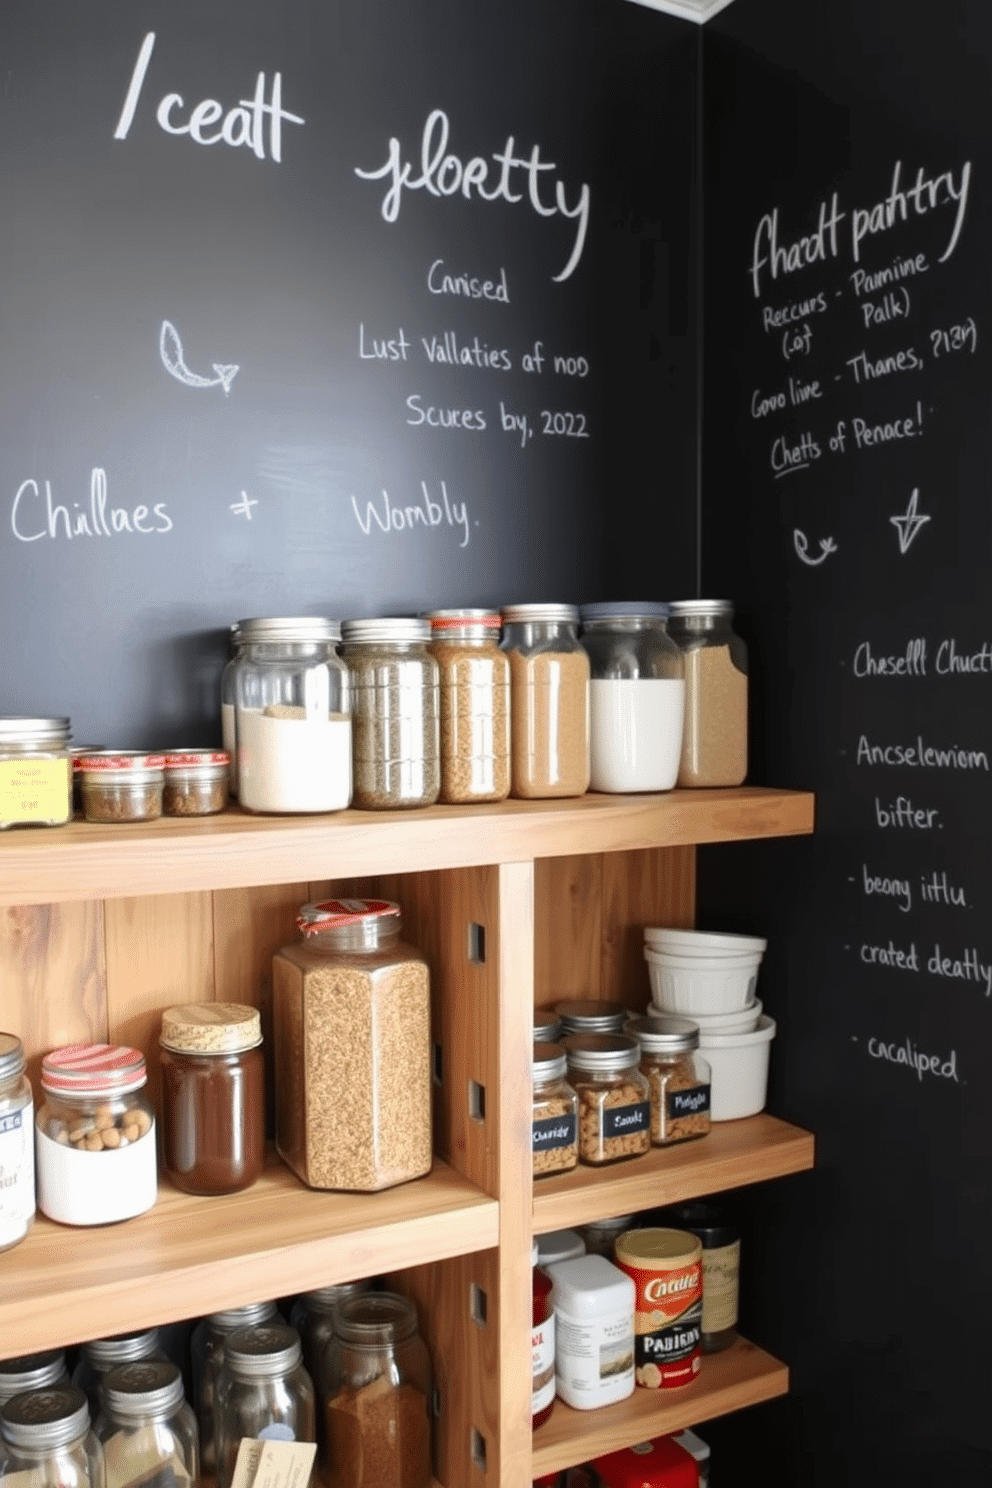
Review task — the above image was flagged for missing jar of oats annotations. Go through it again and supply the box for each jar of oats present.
[272,898,432,1192]
[500,605,590,798]
[341,619,440,809]
[425,609,510,804]
[532,1042,578,1178]
[563,1035,650,1166]
[667,600,748,787]
[627,1014,711,1146]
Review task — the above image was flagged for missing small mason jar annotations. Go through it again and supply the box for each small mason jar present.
[667,600,749,787]
[76,753,165,824]
[190,1303,282,1475]
[325,1292,432,1488]
[627,1014,712,1146]
[425,610,510,804]
[234,617,351,814]
[73,1331,166,1421]
[341,619,440,809]
[563,1034,651,1166]
[94,1361,198,1488]
[532,1042,578,1179]
[214,1325,315,1488]
[0,1351,69,1406]
[0,1387,104,1488]
[578,603,685,793]
[0,717,73,829]
[554,1000,630,1038]
[0,1033,34,1252]
[162,751,230,816]
[500,604,590,798]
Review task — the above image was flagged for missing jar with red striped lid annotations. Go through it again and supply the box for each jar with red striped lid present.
[35,1043,157,1225]
[75,751,165,822]
[425,609,510,803]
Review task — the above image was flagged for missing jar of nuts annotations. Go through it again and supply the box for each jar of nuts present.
[627,1014,711,1146]
[425,609,510,804]
[35,1044,157,1226]
[532,1042,579,1179]
[563,1034,651,1166]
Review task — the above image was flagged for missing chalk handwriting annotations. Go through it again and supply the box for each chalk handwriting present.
[856,866,970,914]
[771,430,820,476]
[350,480,470,548]
[858,863,912,912]
[11,469,172,543]
[874,796,940,829]
[358,324,410,361]
[231,491,258,520]
[794,530,838,565]
[849,252,928,296]
[865,1037,959,1082]
[930,319,977,356]
[845,346,922,384]
[860,286,911,328]
[889,486,930,552]
[762,292,828,331]
[500,404,531,447]
[160,321,239,394]
[405,395,486,431]
[856,733,987,771]
[421,332,512,371]
[849,637,992,677]
[921,871,968,907]
[848,403,924,450]
[427,259,510,302]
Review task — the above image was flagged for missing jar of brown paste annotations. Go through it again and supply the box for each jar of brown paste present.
[159,1003,264,1196]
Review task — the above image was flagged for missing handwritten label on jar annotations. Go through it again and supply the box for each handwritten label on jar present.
[532,1113,578,1151]
[0,759,70,824]
[602,1102,650,1140]
[667,1086,710,1120]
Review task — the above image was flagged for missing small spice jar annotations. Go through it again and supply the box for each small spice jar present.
[614,1227,703,1390]
[0,1351,70,1405]
[76,753,165,823]
[579,1212,639,1260]
[94,1361,198,1488]
[659,1201,740,1354]
[555,1000,630,1038]
[532,1042,578,1179]
[667,600,748,787]
[159,1003,265,1196]
[579,603,685,793]
[0,1387,103,1488]
[532,1242,555,1431]
[341,619,441,809]
[162,751,230,816]
[325,1291,432,1488]
[0,1032,35,1252]
[73,1330,166,1421]
[563,1034,651,1166]
[425,609,510,803]
[214,1325,315,1488]
[627,1014,711,1146]
[0,717,73,829]
[272,899,432,1192]
[35,1044,157,1227]
[501,604,590,798]
[190,1303,281,1474]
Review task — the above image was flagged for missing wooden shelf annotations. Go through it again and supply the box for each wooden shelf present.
[532,1336,788,1476]
[533,1114,815,1233]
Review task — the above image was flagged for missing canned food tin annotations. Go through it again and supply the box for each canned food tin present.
[614,1227,703,1389]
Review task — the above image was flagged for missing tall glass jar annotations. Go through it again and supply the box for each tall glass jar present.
[219,623,243,796]
[234,617,351,814]
[215,1325,315,1488]
[289,1281,371,1435]
[425,610,510,803]
[627,1014,711,1146]
[272,899,432,1192]
[500,605,590,798]
[563,1034,651,1166]
[94,1362,198,1488]
[0,1033,34,1252]
[73,1331,166,1421]
[0,1387,104,1488]
[0,1352,69,1406]
[578,603,685,793]
[324,1292,432,1488]
[0,717,72,829]
[341,619,440,809]
[667,600,749,787]
[190,1303,281,1475]
[532,1042,578,1179]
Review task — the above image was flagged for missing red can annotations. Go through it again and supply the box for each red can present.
[592,1434,699,1487]
[614,1228,703,1389]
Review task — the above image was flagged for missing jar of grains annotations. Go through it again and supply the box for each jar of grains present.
[234,617,351,814]
[500,604,590,798]
[578,603,685,793]
[94,1361,199,1488]
[667,600,748,787]
[272,899,432,1192]
[425,609,510,803]
[190,1303,282,1474]
[73,1331,166,1421]
[76,753,166,824]
[0,1032,34,1253]
[0,716,72,829]
[532,1042,579,1178]
[627,1014,711,1147]
[219,622,243,796]
[563,1035,651,1165]
[214,1325,315,1488]
[36,1045,157,1226]
[555,1000,630,1038]
[0,1387,104,1488]
[341,619,440,809]
[162,751,230,817]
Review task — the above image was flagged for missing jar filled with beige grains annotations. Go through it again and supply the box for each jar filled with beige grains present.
[425,609,510,803]
[341,619,440,809]
[272,898,432,1191]
[627,1014,711,1146]
[532,1041,578,1178]
[500,604,590,798]
[667,600,748,787]
[563,1034,651,1165]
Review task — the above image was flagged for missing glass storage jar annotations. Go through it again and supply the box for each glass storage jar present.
[0,1032,34,1252]
[324,1291,432,1488]
[234,617,351,814]
[501,604,590,798]
[555,1000,630,1038]
[162,751,230,816]
[667,600,748,787]
[579,1213,639,1260]
[532,1042,579,1179]
[36,1045,157,1227]
[73,1332,166,1422]
[76,754,165,824]
[341,619,440,809]
[289,1280,371,1444]
[273,899,432,1192]
[0,1387,104,1488]
[219,622,243,796]
[214,1325,315,1488]
[190,1303,281,1474]
[0,1352,69,1406]
[578,603,685,793]
[94,1361,198,1488]
[159,1002,264,1196]
[0,717,72,829]
[563,1034,651,1165]
[425,609,510,803]
[628,1015,711,1146]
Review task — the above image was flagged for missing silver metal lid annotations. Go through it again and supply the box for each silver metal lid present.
[533,1041,568,1080]
[300,1280,369,1314]
[501,604,579,624]
[0,1033,26,1085]
[0,717,71,746]
[563,1033,641,1073]
[341,617,431,645]
[668,599,734,617]
[0,1352,66,1401]
[0,1387,89,1450]
[627,1013,700,1053]
[82,1329,160,1369]
[209,1301,278,1332]
[555,1000,630,1036]
[579,602,670,622]
[102,1361,185,1418]
[236,617,341,643]
[533,1010,563,1043]
[333,1292,417,1348]
[225,1325,302,1378]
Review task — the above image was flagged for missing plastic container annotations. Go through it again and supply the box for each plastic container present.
[0,716,72,829]
[563,1034,651,1165]
[614,1228,702,1390]
[536,1230,586,1267]
[668,599,748,788]
[0,1032,34,1252]
[543,1254,635,1410]
[94,1360,198,1488]
[190,1303,282,1474]
[341,618,440,809]
[162,751,230,816]
[0,1351,70,1405]
[532,1043,579,1178]
[578,604,684,793]
[73,1331,166,1421]
[532,1243,555,1430]
[627,1015,711,1146]
[425,609,510,803]
[76,753,165,823]
[500,604,590,798]
[0,1386,104,1488]
[698,1015,776,1120]
[214,1325,315,1488]
[644,946,761,1014]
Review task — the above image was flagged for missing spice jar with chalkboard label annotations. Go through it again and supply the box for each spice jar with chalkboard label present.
[272,898,432,1192]
[425,609,511,803]
[0,1387,103,1488]
[0,716,73,829]
[214,1325,314,1488]
[500,604,590,798]
[341,618,440,809]
[190,1303,282,1474]
[578,603,685,793]
[563,1034,651,1165]
[93,1361,199,1488]
[532,1042,579,1178]
[667,600,748,787]
[627,1014,711,1147]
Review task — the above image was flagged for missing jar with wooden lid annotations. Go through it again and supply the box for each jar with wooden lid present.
[668,600,748,787]
[159,1003,264,1196]
[273,899,432,1192]
[214,1325,315,1488]
[425,609,510,803]
[555,1000,629,1038]
[93,1361,198,1488]
[190,1303,282,1474]
[532,1042,578,1178]
[578,603,685,793]
[0,1033,34,1253]
[73,1332,166,1422]
[563,1035,650,1165]
[501,604,590,798]
[0,717,72,829]
[76,753,165,823]
[0,1387,104,1488]
[627,1014,711,1146]
[0,1351,69,1406]
[341,619,440,809]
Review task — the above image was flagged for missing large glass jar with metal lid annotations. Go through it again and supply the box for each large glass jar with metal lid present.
[73,1331,166,1421]
[340,619,440,809]
[272,899,432,1192]
[501,604,590,798]
[554,1000,630,1038]
[290,1281,371,1428]
[578,603,685,793]
[627,1014,711,1146]
[234,617,351,814]
[425,609,510,803]
[219,622,243,796]
[0,716,72,829]
[532,1042,578,1179]
[93,1361,198,1488]
[0,1033,34,1252]
[214,1325,315,1488]
[324,1292,432,1488]
[0,1387,104,1488]
[563,1034,651,1166]
[0,1351,69,1406]
[667,600,749,787]
[190,1303,282,1474]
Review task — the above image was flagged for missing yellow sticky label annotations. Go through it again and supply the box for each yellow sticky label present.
[0,758,71,823]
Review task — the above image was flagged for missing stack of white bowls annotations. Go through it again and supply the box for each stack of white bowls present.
[643,927,775,1120]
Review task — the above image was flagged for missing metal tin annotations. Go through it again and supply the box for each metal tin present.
[614,1227,703,1389]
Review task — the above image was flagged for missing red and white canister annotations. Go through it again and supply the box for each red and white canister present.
[614,1228,703,1389]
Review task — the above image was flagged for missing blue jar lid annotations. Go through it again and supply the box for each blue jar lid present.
[579,601,671,621]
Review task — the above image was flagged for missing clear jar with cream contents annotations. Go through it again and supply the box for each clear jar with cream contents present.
[579,603,684,793]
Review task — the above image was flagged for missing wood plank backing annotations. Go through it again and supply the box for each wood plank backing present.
[0,901,106,1085]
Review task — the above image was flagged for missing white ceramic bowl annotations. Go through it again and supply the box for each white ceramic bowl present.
[644,946,761,1013]
[698,1015,776,1120]
[646,948,764,972]
[651,998,763,1034]
[644,926,768,956]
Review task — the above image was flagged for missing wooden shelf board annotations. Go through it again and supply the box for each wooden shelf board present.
[532,1336,788,1475]
[0,787,814,904]
[533,1114,814,1233]
[0,1153,498,1355]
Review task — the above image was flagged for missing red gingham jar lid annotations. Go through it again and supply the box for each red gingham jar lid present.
[41,1043,147,1095]
[163,751,229,768]
[75,753,165,774]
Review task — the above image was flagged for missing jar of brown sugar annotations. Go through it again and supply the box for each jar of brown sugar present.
[76,752,165,823]
[563,1034,650,1166]
[667,600,748,787]
[425,609,510,804]
[162,751,230,816]
[627,1014,711,1146]
[501,604,590,798]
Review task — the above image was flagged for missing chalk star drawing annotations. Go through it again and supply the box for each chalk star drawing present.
[794,528,838,566]
[159,321,239,395]
[230,491,258,520]
[890,487,930,554]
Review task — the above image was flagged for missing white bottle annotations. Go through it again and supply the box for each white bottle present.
[544,1252,636,1409]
